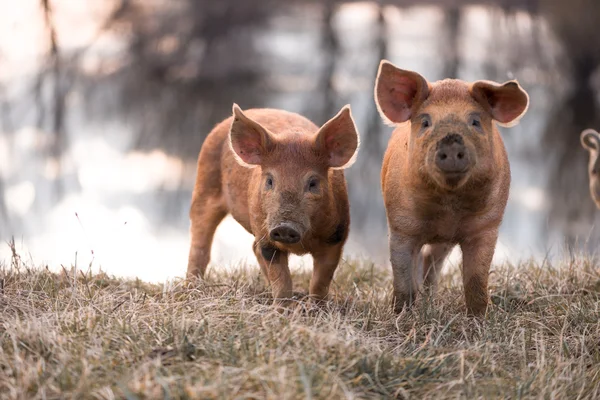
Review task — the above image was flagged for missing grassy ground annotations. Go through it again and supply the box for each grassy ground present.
[1,254,600,399]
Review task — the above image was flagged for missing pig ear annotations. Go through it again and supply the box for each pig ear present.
[581,129,600,152]
[228,104,273,167]
[315,105,360,169]
[470,80,529,127]
[374,60,430,125]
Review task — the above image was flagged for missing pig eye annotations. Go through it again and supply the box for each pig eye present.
[265,175,274,190]
[419,114,432,133]
[307,177,320,194]
[470,114,483,132]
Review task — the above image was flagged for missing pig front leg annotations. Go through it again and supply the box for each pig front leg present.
[309,243,343,302]
[459,229,498,316]
[389,232,421,312]
[253,240,293,304]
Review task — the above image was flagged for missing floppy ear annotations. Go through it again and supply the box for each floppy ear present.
[581,129,600,152]
[314,105,360,169]
[374,60,430,125]
[228,104,273,167]
[470,80,529,127]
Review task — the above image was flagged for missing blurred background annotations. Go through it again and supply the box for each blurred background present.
[0,0,599,281]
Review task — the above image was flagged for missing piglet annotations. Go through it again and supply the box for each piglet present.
[187,104,360,304]
[374,60,529,316]
[581,129,600,208]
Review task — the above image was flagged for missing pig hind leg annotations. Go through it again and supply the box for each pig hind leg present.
[421,243,454,289]
[187,190,227,279]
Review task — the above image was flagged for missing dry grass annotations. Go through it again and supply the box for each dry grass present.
[1,254,600,399]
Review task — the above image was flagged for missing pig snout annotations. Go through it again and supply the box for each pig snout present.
[270,223,302,244]
[435,134,470,174]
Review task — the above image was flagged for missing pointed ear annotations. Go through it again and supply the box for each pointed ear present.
[470,80,529,127]
[374,60,430,125]
[228,104,273,166]
[581,129,600,152]
[314,105,360,169]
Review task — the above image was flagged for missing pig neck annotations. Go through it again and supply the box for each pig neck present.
[315,172,343,233]
[410,161,496,215]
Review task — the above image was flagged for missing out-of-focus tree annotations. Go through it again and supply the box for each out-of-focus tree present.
[7,0,598,253]
[539,0,600,246]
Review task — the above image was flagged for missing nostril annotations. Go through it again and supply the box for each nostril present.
[439,153,447,160]
[457,152,464,160]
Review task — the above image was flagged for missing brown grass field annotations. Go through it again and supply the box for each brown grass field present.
[1,250,600,399]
